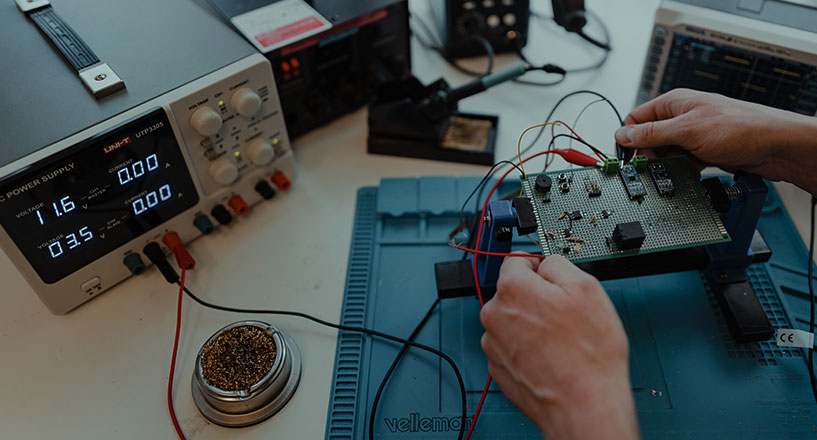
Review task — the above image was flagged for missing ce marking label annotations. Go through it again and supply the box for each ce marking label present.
[776,328,814,348]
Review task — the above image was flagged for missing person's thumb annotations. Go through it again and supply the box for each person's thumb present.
[615,119,682,148]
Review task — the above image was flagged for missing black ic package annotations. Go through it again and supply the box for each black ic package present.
[619,165,647,200]
[612,221,646,250]
[649,162,675,197]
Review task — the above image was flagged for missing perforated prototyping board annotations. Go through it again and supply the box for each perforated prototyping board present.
[521,156,730,262]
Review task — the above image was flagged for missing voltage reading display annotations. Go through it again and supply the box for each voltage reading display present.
[0,108,199,283]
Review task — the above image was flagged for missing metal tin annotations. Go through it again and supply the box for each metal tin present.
[191,321,301,427]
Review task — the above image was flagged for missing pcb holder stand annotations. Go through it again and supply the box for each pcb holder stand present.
[704,174,773,343]
[435,173,774,342]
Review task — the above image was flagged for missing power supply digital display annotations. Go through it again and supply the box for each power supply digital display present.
[659,33,817,115]
[0,108,199,283]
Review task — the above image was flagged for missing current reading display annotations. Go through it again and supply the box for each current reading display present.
[0,108,199,283]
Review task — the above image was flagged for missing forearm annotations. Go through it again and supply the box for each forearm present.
[537,368,640,440]
[765,112,817,195]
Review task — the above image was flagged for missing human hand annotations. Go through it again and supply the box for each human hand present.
[480,254,639,440]
[614,89,817,192]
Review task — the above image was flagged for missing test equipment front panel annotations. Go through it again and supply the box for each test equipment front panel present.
[0,54,295,314]
[637,0,817,115]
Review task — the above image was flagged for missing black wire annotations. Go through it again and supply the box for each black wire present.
[456,161,525,261]
[180,285,467,440]
[578,29,611,51]
[411,15,495,77]
[547,133,609,160]
[507,90,625,169]
[808,196,817,404]
[368,298,441,440]
[412,10,567,87]
[458,160,525,231]
[516,9,611,82]
[412,6,611,88]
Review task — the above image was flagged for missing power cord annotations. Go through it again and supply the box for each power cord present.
[411,6,569,86]
[411,13,495,78]
[514,9,611,85]
[167,268,187,440]
[144,242,467,440]
[368,298,441,440]
[178,284,467,440]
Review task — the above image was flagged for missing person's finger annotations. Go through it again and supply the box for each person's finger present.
[536,255,598,295]
[624,94,675,126]
[615,118,687,149]
[624,88,696,126]
[497,254,552,293]
[502,252,543,271]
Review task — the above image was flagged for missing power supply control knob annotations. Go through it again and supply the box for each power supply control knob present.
[208,157,239,186]
[245,138,275,166]
[190,106,222,137]
[231,88,262,117]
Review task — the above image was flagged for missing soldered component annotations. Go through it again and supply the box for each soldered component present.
[547,231,557,239]
[574,243,582,253]
[613,221,646,250]
[601,210,612,219]
[558,212,567,220]
[649,162,675,197]
[632,154,650,171]
[563,228,572,237]
[557,173,568,183]
[567,237,585,243]
[590,215,598,227]
[570,210,583,221]
[535,174,553,193]
[585,181,602,197]
[560,182,570,193]
[603,158,620,174]
[619,165,647,200]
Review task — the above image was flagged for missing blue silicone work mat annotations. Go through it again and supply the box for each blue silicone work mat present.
[325,176,817,439]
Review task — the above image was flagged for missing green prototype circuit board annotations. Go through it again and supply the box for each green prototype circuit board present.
[520,156,730,263]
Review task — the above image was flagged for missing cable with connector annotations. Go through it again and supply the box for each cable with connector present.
[179,283,468,440]
[143,242,468,439]
[167,268,187,440]
[367,298,441,440]
[512,90,625,168]
[143,238,191,440]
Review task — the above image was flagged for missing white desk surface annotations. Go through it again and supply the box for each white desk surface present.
[1,0,813,438]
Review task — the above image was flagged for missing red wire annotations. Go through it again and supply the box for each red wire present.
[549,120,606,163]
[553,120,585,142]
[464,375,493,440]
[472,150,554,307]
[464,150,556,440]
[450,243,546,259]
[167,268,187,440]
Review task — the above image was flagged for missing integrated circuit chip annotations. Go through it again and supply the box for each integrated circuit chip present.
[619,165,647,200]
[649,162,675,196]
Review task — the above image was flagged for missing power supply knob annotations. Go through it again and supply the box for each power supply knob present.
[231,88,262,117]
[208,158,239,186]
[245,138,275,166]
[190,106,222,137]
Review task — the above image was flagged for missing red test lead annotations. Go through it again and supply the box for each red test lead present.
[162,231,196,270]
[553,148,603,167]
